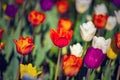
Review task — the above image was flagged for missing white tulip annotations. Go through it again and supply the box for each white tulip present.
[105,16,117,31]
[80,21,96,42]
[94,3,107,15]
[114,10,120,24]
[92,36,111,53]
[76,0,92,13]
[70,43,83,57]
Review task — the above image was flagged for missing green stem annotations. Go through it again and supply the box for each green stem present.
[82,42,88,58]
[54,48,62,80]
[86,69,91,80]
[16,55,24,80]
[116,64,120,80]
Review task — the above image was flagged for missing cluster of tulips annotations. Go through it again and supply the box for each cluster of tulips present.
[0,0,120,80]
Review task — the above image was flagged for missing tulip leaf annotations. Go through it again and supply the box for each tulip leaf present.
[3,56,19,80]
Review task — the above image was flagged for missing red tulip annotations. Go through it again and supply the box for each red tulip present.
[14,37,34,55]
[62,54,82,76]
[0,42,5,51]
[115,33,120,49]
[0,28,4,39]
[56,1,69,14]
[28,10,46,26]
[14,0,24,4]
[50,28,73,48]
[58,18,73,31]
[93,14,108,28]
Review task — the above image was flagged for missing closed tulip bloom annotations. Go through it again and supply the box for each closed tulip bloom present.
[92,36,111,53]
[75,0,92,13]
[28,10,46,26]
[70,43,83,57]
[39,0,54,11]
[105,16,117,31]
[114,10,120,24]
[56,1,69,14]
[112,0,120,7]
[14,0,24,5]
[5,4,18,18]
[50,28,73,48]
[94,3,107,15]
[0,28,4,39]
[93,14,108,28]
[84,47,105,69]
[58,18,73,31]
[0,42,5,51]
[115,33,120,49]
[14,37,34,55]
[107,46,117,60]
[62,54,82,76]
[80,21,96,42]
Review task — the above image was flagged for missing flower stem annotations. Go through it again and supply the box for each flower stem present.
[86,69,91,80]
[97,29,101,36]
[116,64,120,80]
[82,42,88,58]
[66,76,70,80]
[16,55,24,80]
[54,48,62,80]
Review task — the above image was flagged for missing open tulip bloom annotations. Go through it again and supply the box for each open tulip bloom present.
[80,21,96,42]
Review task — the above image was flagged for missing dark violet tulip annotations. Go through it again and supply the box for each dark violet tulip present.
[5,4,18,18]
[112,0,120,7]
[84,47,106,69]
[39,0,54,11]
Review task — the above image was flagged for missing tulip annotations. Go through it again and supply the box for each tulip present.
[56,1,69,14]
[84,47,105,69]
[112,0,120,7]
[14,0,24,5]
[0,42,5,51]
[28,10,46,26]
[114,10,120,24]
[50,28,73,48]
[105,16,117,31]
[5,4,18,18]
[13,36,34,55]
[39,0,54,11]
[93,14,108,28]
[80,21,96,42]
[70,43,83,57]
[107,46,117,60]
[20,63,41,79]
[0,28,4,39]
[94,3,107,15]
[75,0,92,13]
[58,18,73,31]
[92,36,111,53]
[115,33,120,49]
[62,54,82,76]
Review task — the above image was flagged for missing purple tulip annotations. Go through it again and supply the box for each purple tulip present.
[84,47,106,69]
[5,4,18,18]
[112,0,120,7]
[39,0,54,11]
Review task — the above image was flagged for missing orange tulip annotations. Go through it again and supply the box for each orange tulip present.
[0,28,4,39]
[28,10,46,26]
[62,54,82,76]
[14,37,34,55]
[0,42,5,51]
[50,28,73,48]
[58,18,73,31]
[56,1,69,14]
[115,33,120,49]
[93,14,108,28]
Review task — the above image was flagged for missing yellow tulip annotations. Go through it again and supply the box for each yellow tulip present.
[107,46,117,60]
